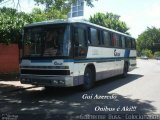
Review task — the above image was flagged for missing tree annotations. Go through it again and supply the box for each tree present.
[31,0,98,22]
[34,0,97,10]
[154,51,160,57]
[89,12,129,34]
[137,27,160,53]
[31,7,67,22]
[0,0,97,15]
[141,49,153,58]
[0,7,33,44]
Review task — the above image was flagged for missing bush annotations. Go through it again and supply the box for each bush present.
[154,51,160,57]
[141,49,153,58]
[0,7,33,44]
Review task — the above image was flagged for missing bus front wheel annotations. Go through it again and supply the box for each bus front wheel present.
[82,67,94,91]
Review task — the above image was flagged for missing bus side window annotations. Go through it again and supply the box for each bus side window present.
[103,31,111,47]
[119,35,122,48]
[131,39,136,49]
[111,33,116,47]
[74,27,87,58]
[115,34,120,48]
[126,38,131,49]
[90,28,99,46]
[97,30,101,45]
[74,27,87,47]
[121,36,125,48]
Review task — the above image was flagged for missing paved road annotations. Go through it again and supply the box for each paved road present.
[0,59,160,120]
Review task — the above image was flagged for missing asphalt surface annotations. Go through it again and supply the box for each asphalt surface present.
[0,59,160,120]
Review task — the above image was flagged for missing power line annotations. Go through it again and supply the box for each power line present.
[12,0,15,8]
[16,0,21,11]
[0,0,22,12]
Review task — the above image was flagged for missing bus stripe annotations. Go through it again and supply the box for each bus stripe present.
[64,57,136,63]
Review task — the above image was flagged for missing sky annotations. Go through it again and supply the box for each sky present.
[0,0,160,38]
[84,0,160,38]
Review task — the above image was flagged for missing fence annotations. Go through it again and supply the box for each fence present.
[0,44,19,74]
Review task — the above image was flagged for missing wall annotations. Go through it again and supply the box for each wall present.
[0,44,19,74]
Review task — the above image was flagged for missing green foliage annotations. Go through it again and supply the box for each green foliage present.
[141,49,153,58]
[0,7,33,44]
[154,51,160,57]
[33,0,98,20]
[0,0,97,44]
[34,0,97,10]
[89,12,129,34]
[137,27,160,53]
[31,7,67,22]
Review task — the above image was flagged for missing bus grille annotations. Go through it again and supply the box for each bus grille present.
[21,69,70,75]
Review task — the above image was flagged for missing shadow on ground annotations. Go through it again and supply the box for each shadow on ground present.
[0,74,156,120]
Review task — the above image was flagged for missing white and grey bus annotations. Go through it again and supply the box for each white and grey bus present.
[20,19,136,90]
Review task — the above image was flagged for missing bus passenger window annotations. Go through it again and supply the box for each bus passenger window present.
[121,36,125,48]
[131,39,136,49]
[111,33,116,47]
[103,31,111,47]
[119,36,122,48]
[90,28,99,46]
[126,38,132,48]
[115,34,120,47]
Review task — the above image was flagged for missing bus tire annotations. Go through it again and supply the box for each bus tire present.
[82,67,94,91]
[122,62,128,78]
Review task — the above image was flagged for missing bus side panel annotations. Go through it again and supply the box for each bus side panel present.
[94,61,117,81]
[73,62,84,86]
[86,47,125,81]
[128,50,137,71]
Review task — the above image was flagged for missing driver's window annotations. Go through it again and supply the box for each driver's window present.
[74,27,87,58]
[74,27,86,47]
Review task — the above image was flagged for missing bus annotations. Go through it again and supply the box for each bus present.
[20,19,136,90]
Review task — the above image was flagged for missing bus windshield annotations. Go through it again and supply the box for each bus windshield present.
[23,24,71,57]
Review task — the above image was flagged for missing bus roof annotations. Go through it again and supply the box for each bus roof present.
[25,19,134,39]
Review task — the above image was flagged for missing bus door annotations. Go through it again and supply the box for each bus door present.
[73,25,88,59]
[73,25,88,84]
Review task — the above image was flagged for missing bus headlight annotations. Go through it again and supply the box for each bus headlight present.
[52,80,65,85]
[53,80,58,85]
[59,80,65,85]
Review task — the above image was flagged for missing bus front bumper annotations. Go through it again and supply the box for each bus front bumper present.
[20,75,76,87]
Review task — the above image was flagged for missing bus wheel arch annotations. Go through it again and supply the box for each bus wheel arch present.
[82,64,96,90]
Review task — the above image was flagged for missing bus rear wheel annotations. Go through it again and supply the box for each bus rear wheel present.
[82,67,94,91]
